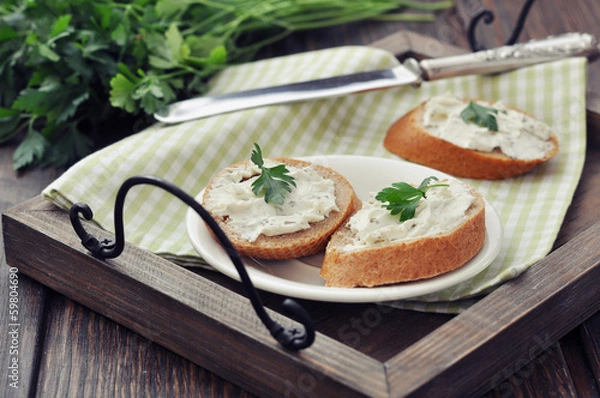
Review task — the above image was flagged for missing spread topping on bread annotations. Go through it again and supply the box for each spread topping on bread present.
[321,176,485,288]
[203,160,339,242]
[344,178,476,249]
[202,145,359,260]
[422,94,554,160]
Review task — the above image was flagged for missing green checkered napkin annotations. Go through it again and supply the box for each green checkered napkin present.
[42,46,587,313]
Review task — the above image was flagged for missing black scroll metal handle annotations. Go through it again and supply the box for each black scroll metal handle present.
[69,175,315,351]
[468,0,536,51]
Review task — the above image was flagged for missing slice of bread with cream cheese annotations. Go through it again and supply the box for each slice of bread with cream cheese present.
[383,94,559,179]
[321,178,485,288]
[202,157,360,259]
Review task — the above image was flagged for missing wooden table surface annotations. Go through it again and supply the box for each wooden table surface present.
[2,1,600,396]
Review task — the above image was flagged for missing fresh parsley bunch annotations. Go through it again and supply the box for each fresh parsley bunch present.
[0,0,452,170]
[1,0,228,169]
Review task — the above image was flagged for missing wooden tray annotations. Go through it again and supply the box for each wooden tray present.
[3,197,600,397]
[4,31,600,397]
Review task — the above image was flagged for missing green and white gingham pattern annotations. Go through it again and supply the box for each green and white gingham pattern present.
[42,47,587,313]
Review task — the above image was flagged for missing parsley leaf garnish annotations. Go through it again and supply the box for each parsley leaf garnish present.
[375,176,448,221]
[460,101,499,131]
[250,144,296,205]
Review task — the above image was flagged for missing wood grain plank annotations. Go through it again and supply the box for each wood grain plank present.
[484,342,578,398]
[197,268,454,362]
[3,198,387,398]
[369,30,467,60]
[579,312,600,389]
[36,292,256,397]
[0,139,59,398]
[385,220,600,397]
[0,265,47,397]
[558,328,600,397]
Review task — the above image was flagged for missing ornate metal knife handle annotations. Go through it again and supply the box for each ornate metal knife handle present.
[420,32,598,80]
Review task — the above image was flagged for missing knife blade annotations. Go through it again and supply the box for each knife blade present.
[154,32,597,124]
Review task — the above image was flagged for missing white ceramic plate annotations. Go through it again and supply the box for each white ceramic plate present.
[186,155,503,303]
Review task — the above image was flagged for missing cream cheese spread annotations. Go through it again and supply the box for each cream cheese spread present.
[422,94,554,160]
[344,179,475,250]
[203,160,338,242]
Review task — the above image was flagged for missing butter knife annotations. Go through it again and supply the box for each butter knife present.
[154,32,597,124]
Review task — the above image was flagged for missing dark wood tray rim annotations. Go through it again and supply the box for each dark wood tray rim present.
[3,197,600,397]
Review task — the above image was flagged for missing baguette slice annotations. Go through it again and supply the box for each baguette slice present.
[202,158,360,260]
[321,180,485,288]
[383,98,559,180]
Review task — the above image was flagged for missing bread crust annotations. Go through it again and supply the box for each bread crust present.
[202,158,360,260]
[320,186,486,288]
[383,101,559,180]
